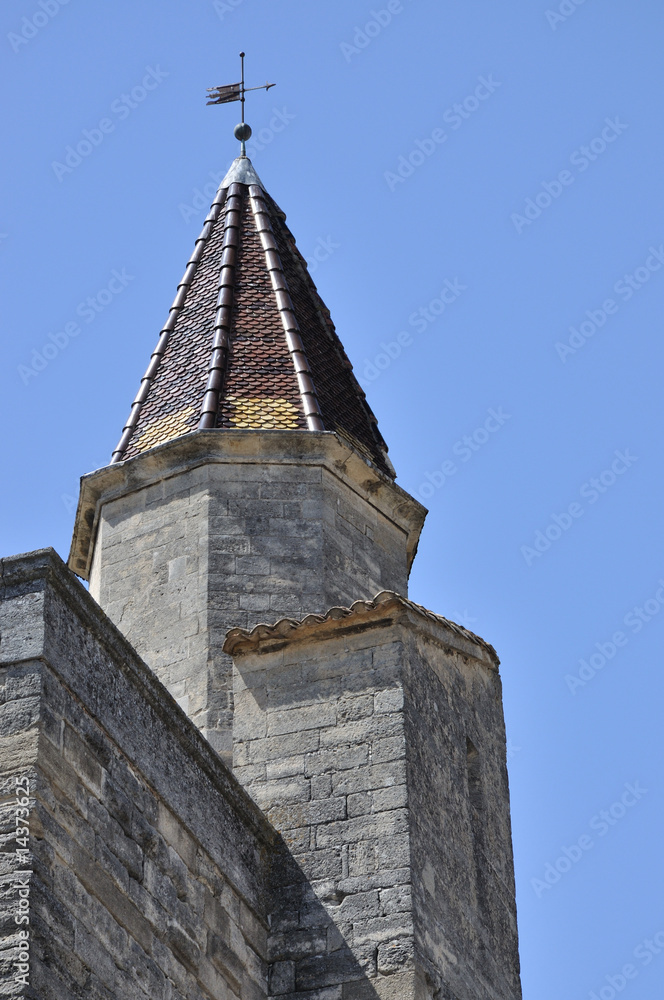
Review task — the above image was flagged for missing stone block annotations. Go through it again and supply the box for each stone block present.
[268,796,346,830]
[331,762,406,797]
[371,736,406,764]
[347,792,372,818]
[236,555,271,577]
[269,927,328,962]
[374,687,404,714]
[380,884,412,915]
[310,774,332,800]
[63,725,103,794]
[268,704,336,738]
[0,696,41,738]
[304,746,369,778]
[318,715,401,750]
[295,951,364,992]
[337,695,374,723]
[373,785,408,813]
[207,930,243,991]
[266,756,305,781]
[252,777,311,810]
[280,826,312,853]
[213,535,252,554]
[234,763,267,785]
[240,899,268,958]
[337,890,381,922]
[239,593,273,613]
[234,728,321,766]
[269,959,295,995]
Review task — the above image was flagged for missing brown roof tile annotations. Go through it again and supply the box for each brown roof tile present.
[111,156,393,476]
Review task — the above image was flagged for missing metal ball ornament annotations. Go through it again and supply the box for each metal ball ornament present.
[234,122,252,141]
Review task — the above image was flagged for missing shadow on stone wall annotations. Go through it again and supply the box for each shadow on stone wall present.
[267,836,409,999]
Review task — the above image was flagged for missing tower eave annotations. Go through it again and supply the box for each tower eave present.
[68,428,426,582]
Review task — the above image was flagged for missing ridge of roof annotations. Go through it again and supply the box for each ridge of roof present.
[197,182,243,428]
[223,590,499,666]
[247,183,324,430]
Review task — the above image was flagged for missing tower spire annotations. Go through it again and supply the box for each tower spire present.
[206,51,275,157]
[109,76,393,476]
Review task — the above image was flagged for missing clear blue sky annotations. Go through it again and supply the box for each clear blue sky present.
[2,2,663,996]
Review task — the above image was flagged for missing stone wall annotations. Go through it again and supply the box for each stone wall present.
[0,657,40,999]
[231,617,413,999]
[77,431,425,760]
[0,550,521,999]
[402,624,521,1000]
[0,549,272,1000]
[89,463,219,748]
[226,594,521,1000]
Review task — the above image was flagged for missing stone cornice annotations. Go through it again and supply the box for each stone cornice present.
[68,429,427,580]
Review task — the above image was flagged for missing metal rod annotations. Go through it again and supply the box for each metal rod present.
[240,51,245,125]
[240,83,276,95]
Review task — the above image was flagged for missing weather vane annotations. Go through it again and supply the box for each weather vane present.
[206,52,275,156]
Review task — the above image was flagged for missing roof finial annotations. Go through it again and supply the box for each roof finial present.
[206,52,276,158]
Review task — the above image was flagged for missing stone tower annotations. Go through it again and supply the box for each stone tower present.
[22,143,524,998]
[68,157,425,762]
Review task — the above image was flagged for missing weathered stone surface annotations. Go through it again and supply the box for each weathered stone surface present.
[1,463,521,997]
[228,595,521,1000]
[0,549,271,1000]
[70,431,425,762]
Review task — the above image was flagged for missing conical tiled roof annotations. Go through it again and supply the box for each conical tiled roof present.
[111,156,394,477]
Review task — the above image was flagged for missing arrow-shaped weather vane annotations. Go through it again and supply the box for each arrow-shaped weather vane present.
[207,52,275,155]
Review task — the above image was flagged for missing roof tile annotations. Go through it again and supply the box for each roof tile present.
[111,156,393,476]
